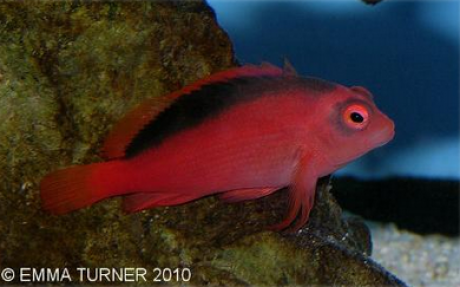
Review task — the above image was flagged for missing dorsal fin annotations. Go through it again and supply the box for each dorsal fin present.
[101,97,170,159]
[101,63,284,159]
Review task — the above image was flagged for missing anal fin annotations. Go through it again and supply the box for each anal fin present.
[219,187,280,203]
[122,192,200,213]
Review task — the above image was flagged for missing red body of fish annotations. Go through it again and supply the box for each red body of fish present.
[40,63,395,231]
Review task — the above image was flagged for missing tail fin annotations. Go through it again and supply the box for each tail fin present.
[40,161,125,215]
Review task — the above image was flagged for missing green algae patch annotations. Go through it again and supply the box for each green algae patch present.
[0,1,406,286]
[212,230,396,287]
[213,232,309,286]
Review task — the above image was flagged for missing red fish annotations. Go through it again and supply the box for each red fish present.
[40,62,395,231]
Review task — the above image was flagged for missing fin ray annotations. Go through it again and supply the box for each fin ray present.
[219,187,280,203]
[40,162,122,214]
[122,192,201,213]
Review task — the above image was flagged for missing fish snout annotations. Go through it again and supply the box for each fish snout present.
[386,117,395,138]
[376,118,395,147]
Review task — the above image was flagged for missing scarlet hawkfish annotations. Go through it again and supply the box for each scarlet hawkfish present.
[40,62,395,231]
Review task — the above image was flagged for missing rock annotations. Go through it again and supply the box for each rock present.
[0,1,406,286]
[361,0,384,5]
[0,0,234,271]
[134,179,406,286]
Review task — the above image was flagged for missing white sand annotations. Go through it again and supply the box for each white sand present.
[369,222,460,287]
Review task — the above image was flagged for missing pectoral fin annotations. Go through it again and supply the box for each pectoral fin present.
[269,155,317,232]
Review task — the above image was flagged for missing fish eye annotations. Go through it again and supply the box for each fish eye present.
[343,104,369,129]
[350,112,364,123]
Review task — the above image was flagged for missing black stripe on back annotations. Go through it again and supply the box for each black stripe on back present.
[125,76,335,158]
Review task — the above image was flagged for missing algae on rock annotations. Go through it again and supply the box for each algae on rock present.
[0,1,406,286]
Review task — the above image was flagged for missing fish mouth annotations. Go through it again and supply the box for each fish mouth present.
[367,116,395,148]
[374,123,395,147]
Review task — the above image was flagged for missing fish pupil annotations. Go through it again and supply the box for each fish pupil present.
[350,112,364,123]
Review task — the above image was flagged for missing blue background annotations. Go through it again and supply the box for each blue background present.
[208,0,460,179]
